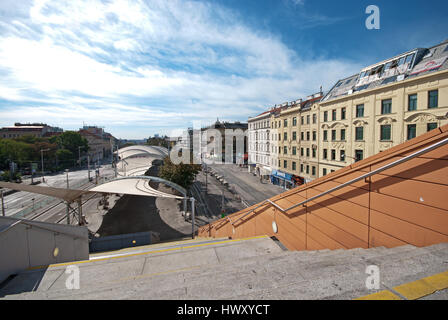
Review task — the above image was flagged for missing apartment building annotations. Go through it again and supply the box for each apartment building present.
[319,39,448,176]
[274,93,323,189]
[248,111,271,179]
[246,39,448,187]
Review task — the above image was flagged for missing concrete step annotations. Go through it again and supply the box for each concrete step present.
[2,242,447,300]
[0,236,283,298]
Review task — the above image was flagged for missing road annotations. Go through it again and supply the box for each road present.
[1,164,115,222]
[207,164,285,206]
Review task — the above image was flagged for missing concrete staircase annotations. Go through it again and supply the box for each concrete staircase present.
[1,236,447,300]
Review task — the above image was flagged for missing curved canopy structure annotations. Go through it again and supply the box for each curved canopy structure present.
[115,145,168,178]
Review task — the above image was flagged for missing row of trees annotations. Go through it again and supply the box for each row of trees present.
[0,132,89,178]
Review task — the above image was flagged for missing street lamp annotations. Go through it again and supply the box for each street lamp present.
[40,148,50,183]
[65,169,69,189]
[78,146,82,168]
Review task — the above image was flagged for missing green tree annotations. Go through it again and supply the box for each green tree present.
[159,156,201,189]
[50,131,88,155]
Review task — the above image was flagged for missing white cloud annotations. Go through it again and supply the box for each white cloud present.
[0,0,361,138]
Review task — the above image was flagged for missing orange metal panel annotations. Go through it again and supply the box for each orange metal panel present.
[368,228,408,248]
[370,192,448,236]
[307,214,368,249]
[370,157,448,186]
[307,223,346,250]
[307,200,369,242]
[370,175,448,211]
[370,209,448,247]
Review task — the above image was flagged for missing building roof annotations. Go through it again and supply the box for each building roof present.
[322,39,448,103]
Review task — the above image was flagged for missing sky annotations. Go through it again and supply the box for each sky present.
[0,0,447,139]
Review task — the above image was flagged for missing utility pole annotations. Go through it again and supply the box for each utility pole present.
[1,189,5,216]
[40,148,50,183]
[204,163,208,194]
[78,146,82,168]
[65,169,69,189]
[87,155,91,181]
[190,197,196,239]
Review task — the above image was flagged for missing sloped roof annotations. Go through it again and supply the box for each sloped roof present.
[322,39,448,103]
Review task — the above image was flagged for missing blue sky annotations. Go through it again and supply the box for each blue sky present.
[0,0,447,139]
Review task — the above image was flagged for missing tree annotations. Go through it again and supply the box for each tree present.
[147,136,169,148]
[159,156,201,189]
[55,149,74,169]
[50,131,88,155]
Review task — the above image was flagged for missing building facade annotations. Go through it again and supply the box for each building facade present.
[248,111,271,179]
[248,39,448,188]
[0,123,63,139]
[319,40,448,176]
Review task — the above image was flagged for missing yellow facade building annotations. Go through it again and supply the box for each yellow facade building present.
[249,39,448,188]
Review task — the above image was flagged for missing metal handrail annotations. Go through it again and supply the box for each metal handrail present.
[0,218,87,240]
[229,136,448,226]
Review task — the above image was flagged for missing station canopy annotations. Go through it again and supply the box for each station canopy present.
[0,146,185,202]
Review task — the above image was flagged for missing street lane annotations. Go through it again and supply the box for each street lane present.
[208,164,284,206]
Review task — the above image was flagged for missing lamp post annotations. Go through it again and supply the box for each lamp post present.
[40,148,50,183]
[78,146,82,168]
[65,169,69,189]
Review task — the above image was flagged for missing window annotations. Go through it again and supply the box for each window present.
[332,110,337,121]
[323,149,328,160]
[355,127,364,141]
[324,111,328,122]
[312,166,316,176]
[278,160,281,167]
[284,160,287,169]
[300,164,304,172]
[427,123,438,132]
[278,133,281,141]
[301,132,304,140]
[381,99,392,114]
[284,146,288,154]
[323,130,328,141]
[355,150,364,162]
[284,119,288,127]
[341,108,346,120]
[407,124,416,140]
[300,148,304,156]
[284,132,287,141]
[428,90,438,109]
[323,168,327,176]
[331,149,336,161]
[306,148,310,157]
[340,150,345,162]
[313,114,317,124]
[292,131,297,141]
[331,130,336,141]
[312,131,316,141]
[301,116,304,125]
[293,117,297,126]
[292,146,297,155]
[279,146,281,154]
[380,125,391,141]
[356,104,364,118]
[408,94,417,111]
[292,162,296,171]
[341,129,346,141]
[306,131,310,141]
[312,148,316,158]
[307,115,310,124]
[306,165,309,174]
